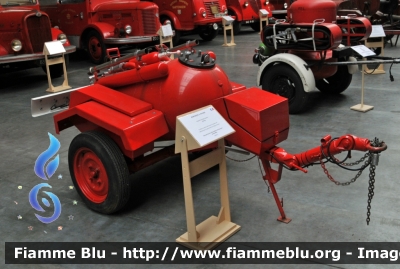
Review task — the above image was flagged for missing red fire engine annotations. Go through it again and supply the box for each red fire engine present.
[147,0,228,44]
[0,0,75,77]
[40,0,161,64]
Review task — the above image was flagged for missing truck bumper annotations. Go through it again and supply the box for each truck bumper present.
[104,36,160,45]
[0,45,76,64]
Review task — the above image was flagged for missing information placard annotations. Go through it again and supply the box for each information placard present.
[351,45,375,57]
[259,9,269,17]
[43,41,66,55]
[161,24,173,37]
[177,105,235,147]
[370,25,385,38]
[222,16,235,25]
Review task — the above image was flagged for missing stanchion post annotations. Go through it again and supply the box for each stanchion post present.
[351,63,374,112]
[364,25,386,74]
[259,9,269,34]
[175,105,240,250]
[222,16,236,47]
[158,23,174,58]
[43,41,71,93]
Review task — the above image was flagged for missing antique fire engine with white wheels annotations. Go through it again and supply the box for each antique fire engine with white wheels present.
[35,40,387,225]
[253,0,376,114]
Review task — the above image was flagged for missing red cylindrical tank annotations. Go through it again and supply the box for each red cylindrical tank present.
[287,0,337,24]
[115,54,233,138]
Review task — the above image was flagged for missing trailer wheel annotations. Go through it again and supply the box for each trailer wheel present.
[87,30,106,65]
[69,131,130,214]
[316,64,352,94]
[262,64,308,114]
[199,28,219,41]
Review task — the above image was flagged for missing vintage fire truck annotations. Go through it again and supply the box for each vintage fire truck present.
[252,0,387,114]
[225,0,273,34]
[40,0,161,64]
[0,0,75,77]
[147,0,228,44]
[32,40,386,225]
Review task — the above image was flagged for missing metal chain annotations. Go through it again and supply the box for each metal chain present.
[332,153,369,167]
[319,152,371,186]
[366,163,376,225]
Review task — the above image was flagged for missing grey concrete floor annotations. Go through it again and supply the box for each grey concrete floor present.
[1,26,400,269]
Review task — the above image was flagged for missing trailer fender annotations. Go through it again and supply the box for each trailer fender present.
[54,84,169,159]
[257,53,316,93]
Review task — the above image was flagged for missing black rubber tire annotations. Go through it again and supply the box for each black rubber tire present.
[262,64,308,114]
[316,65,352,94]
[86,30,106,65]
[250,22,260,32]
[68,131,131,214]
[198,28,218,41]
[41,55,69,79]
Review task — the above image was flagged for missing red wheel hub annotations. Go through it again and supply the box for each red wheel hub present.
[88,36,102,61]
[74,148,108,203]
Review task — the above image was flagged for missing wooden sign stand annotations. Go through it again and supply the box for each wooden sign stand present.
[158,29,173,48]
[43,41,71,93]
[158,25,174,58]
[259,9,269,35]
[364,38,385,74]
[351,63,374,112]
[222,16,236,47]
[175,107,240,250]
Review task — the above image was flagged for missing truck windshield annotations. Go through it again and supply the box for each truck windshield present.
[0,0,37,6]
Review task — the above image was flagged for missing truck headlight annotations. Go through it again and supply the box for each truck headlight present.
[57,33,67,44]
[284,3,288,9]
[11,39,22,52]
[125,25,132,34]
[202,11,206,18]
[221,5,228,14]
[244,1,249,7]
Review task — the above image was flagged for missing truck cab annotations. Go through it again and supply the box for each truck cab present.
[0,0,75,77]
[148,0,228,44]
[40,0,161,64]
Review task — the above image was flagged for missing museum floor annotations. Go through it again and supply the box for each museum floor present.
[1,27,400,269]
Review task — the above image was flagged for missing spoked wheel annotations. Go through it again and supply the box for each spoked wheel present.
[262,64,308,114]
[87,30,106,64]
[69,131,130,214]
[316,64,352,94]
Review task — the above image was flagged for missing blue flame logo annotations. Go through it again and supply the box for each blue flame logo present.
[34,133,60,180]
[29,133,62,224]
